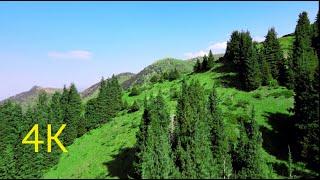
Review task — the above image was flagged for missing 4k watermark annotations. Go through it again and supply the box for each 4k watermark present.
[22,124,68,153]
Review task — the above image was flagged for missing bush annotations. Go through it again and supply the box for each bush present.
[129,86,141,96]
[252,92,262,99]
[128,100,139,113]
[222,96,233,106]
[169,87,179,100]
[267,90,294,98]
[268,79,279,88]
[234,99,250,109]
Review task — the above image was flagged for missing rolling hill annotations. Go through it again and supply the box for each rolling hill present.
[44,59,301,179]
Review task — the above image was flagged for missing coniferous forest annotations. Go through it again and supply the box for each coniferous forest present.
[0,7,319,179]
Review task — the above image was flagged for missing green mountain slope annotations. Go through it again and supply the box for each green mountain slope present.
[44,59,296,178]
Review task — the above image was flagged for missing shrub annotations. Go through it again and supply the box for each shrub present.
[128,100,139,113]
[234,99,250,109]
[169,87,179,100]
[268,79,279,88]
[267,90,294,98]
[129,86,140,96]
[252,92,262,99]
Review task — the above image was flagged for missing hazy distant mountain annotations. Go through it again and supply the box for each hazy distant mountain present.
[0,86,62,109]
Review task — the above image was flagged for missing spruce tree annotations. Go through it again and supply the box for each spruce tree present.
[233,109,269,178]
[202,54,209,71]
[140,94,177,178]
[194,59,201,73]
[134,96,152,177]
[63,83,82,146]
[207,86,233,178]
[292,12,319,170]
[241,32,261,91]
[263,27,284,80]
[225,31,241,66]
[174,80,215,178]
[258,46,273,86]
[208,50,215,69]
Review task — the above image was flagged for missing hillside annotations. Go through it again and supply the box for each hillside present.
[121,58,195,89]
[44,59,300,178]
[0,86,61,109]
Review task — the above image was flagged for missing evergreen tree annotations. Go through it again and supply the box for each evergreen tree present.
[174,80,215,178]
[194,58,202,73]
[241,32,261,91]
[168,68,180,81]
[292,12,319,170]
[208,50,215,69]
[202,55,209,71]
[84,98,98,130]
[207,86,233,178]
[129,85,141,96]
[225,31,241,66]
[63,84,82,146]
[263,27,284,80]
[140,94,177,178]
[258,46,273,86]
[0,101,22,179]
[134,96,152,177]
[233,109,269,178]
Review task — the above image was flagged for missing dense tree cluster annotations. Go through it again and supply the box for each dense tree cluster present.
[194,50,215,73]
[150,68,181,83]
[0,84,83,178]
[85,75,123,130]
[134,81,271,178]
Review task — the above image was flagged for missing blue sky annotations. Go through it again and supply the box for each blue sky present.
[0,1,318,100]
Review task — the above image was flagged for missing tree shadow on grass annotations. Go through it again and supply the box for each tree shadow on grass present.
[103,147,138,179]
[212,58,243,90]
[261,112,296,161]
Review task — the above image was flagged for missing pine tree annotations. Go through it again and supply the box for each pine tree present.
[208,50,215,69]
[0,101,22,179]
[233,109,269,178]
[134,96,152,177]
[258,46,273,86]
[140,94,177,178]
[207,86,233,178]
[84,98,98,130]
[225,31,241,66]
[241,32,261,91]
[202,55,209,71]
[263,27,284,80]
[292,12,319,170]
[194,58,202,73]
[168,68,180,81]
[63,83,82,146]
[174,80,215,178]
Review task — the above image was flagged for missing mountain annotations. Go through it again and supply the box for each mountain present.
[80,72,135,99]
[0,86,62,109]
[122,58,196,89]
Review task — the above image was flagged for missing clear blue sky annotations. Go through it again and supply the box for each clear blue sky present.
[0,1,318,100]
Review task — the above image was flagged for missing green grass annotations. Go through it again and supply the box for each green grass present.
[44,59,298,178]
